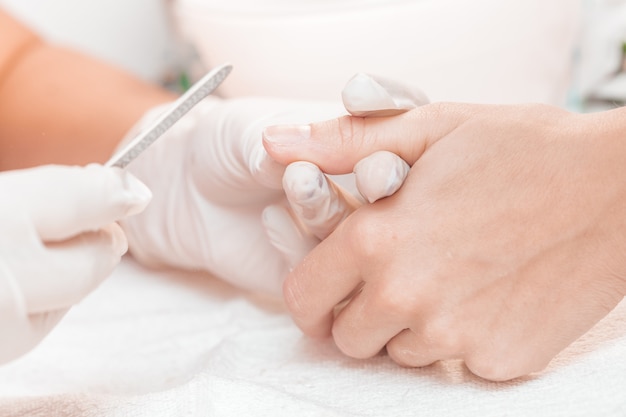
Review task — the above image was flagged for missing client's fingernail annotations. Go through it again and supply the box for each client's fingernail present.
[263,124,311,145]
[121,172,152,216]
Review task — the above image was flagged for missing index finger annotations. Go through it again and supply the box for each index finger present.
[263,102,475,175]
[283,219,363,338]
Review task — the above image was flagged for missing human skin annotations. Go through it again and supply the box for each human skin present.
[263,102,626,381]
[0,8,175,170]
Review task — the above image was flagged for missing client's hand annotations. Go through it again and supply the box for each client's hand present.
[119,73,428,295]
[0,165,150,365]
[263,102,626,381]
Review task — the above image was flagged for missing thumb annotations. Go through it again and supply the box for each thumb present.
[262,102,470,175]
[0,164,152,241]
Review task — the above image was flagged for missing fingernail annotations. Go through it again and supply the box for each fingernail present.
[263,124,311,145]
[121,172,152,216]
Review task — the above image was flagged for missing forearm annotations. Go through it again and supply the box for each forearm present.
[0,10,176,170]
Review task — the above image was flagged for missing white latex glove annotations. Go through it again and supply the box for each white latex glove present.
[0,164,151,365]
[266,73,429,266]
[119,73,427,295]
[344,73,429,201]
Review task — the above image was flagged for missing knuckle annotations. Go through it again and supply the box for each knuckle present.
[344,213,390,261]
[374,281,419,318]
[334,115,368,156]
[421,316,461,353]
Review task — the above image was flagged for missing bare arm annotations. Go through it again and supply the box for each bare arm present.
[0,8,176,170]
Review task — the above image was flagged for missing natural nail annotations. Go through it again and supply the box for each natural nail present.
[263,124,311,145]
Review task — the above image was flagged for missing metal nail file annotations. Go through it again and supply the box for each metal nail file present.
[105,63,233,169]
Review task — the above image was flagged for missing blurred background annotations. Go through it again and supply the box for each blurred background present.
[2,0,626,111]
[0,0,179,84]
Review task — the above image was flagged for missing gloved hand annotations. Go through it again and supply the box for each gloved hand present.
[265,73,428,264]
[118,73,428,295]
[0,164,151,365]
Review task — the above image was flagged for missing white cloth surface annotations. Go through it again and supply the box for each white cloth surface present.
[0,258,624,416]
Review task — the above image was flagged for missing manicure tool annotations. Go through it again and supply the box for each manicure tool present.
[105,63,233,169]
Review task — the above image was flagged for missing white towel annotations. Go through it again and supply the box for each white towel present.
[0,258,625,417]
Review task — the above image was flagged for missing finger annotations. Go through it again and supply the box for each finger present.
[386,317,463,368]
[21,223,127,313]
[283,219,364,338]
[354,151,410,203]
[262,202,320,270]
[238,98,347,190]
[283,161,362,240]
[330,284,405,359]
[342,72,430,117]
[263,102,474,175]
[386,329,445,368]
[0,164,152,241]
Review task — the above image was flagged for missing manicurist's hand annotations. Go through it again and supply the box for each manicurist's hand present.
[0,165,151,365]
[263,102,626,381]
[118,73,427,296]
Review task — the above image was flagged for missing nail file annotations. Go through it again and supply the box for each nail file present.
[105,63,233,169]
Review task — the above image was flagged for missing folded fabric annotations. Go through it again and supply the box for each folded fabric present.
[0,258,624,416]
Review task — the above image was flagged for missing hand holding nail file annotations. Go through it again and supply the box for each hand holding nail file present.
[0,65,231,366]
[106,63,233,169]
[116,71,428,295]
[0,164,153,365]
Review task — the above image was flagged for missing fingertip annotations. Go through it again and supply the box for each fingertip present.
[263,120,357,174]
[354,151,410,203]
[283,161,360,240]
[342,72,429,117]
[117,170,153,217]
[262,124,311,166]
[85,164,152,218]
[282,161,327,223]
